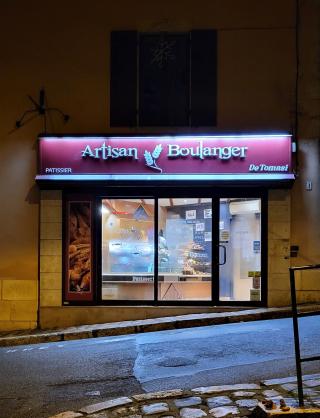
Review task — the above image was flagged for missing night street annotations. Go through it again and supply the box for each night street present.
[1,316,320,418]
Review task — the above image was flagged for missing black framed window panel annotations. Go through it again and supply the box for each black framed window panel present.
[110,31,137,127]
[139,33,190,126]
[101,198,155,301]
[260,194,268,305]
[212,197,220,303]
[154,198,159,302]
[191,30,217,127]
[63,195,94,303]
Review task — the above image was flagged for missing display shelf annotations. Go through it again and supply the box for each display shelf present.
[103,273,153,276]
[103,273,211,277]
[103,280,210,284]
[102,281,153,284]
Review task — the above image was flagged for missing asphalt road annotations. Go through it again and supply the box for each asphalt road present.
[1,316,320,418]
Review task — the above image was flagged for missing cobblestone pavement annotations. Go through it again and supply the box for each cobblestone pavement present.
[50,374,320,418]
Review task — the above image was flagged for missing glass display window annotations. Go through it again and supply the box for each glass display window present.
[101,199,155,300]
[63,190,266,305]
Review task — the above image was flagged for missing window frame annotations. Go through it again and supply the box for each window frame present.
[62,187,267,307]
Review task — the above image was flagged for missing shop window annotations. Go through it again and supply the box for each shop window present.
[158,198,212,301]
[65,200,93,302]
[110,30,217,127]
[219,198,261,302]
[64,193,264,305]
[101,199,155,301]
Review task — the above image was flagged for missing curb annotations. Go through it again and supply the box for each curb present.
[1,304,320,348]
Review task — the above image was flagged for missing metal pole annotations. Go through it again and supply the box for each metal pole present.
[289,267,304,406]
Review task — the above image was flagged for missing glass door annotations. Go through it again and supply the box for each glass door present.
[219,198,262,302]
[158,198,212,301]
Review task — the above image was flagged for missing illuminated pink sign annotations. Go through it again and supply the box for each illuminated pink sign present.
[36,134,294,181]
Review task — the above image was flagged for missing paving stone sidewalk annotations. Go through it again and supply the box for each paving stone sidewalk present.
[1,303,320,347]
[50,374,320,418]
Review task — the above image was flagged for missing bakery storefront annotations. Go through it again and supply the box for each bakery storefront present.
[37,134,294,324]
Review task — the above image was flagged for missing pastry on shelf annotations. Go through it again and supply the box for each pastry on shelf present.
[182,265,196,275]
[191,243,205,251]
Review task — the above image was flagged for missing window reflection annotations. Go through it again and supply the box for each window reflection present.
[101,199,154,300]
[219,198,261,302]
[158,198,212,301]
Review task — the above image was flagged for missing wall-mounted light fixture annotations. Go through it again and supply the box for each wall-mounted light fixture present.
[15,88,70,133]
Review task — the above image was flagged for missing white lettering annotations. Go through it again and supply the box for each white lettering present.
[45,168,72,173]
[255,164,289,172]
[128,147,138,159]
[81,145,95,158]
[81,143,138,161]
[167,144,180,157]
[249,164,259,172]
[167,142,248,160]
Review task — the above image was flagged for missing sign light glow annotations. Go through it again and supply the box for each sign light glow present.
[36,134,294,181]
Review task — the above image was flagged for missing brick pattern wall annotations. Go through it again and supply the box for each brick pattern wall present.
[40,190,62,308]
[0,278,38,331]
[268,189,291,306]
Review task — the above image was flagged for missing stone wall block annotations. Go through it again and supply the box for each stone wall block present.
[268,239,290,257]
[10,300,38,321]
[40,256,62,273]
[0,321,37,331]
[297,290,320,304]
[268,273,290,291]
[40,240,62,256]
[40,223,62,240]
[40,272,62,290]
[2,280,37,301]
[268,257,290,274]
[268,205,290,222]
[0,301,11,320]
[40,290,61,307]
[268,222,290,239]
[300,271,320,291]
[268,290,291,306]
[41,206,62,222]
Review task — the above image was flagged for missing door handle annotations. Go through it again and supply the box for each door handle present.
[219,244,226,266]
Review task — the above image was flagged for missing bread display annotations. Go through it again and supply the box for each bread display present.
[68,202,91,292]
[182,242,210,275]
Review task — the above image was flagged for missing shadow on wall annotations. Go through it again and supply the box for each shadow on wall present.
[25,184,40,205]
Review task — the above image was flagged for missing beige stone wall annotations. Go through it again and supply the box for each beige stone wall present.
[268,186,320,307]
[268,190,291,306]
[40,191,63,310]
[0,278,38,331]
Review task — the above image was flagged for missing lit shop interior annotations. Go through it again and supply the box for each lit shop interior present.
[101,197,261,302]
